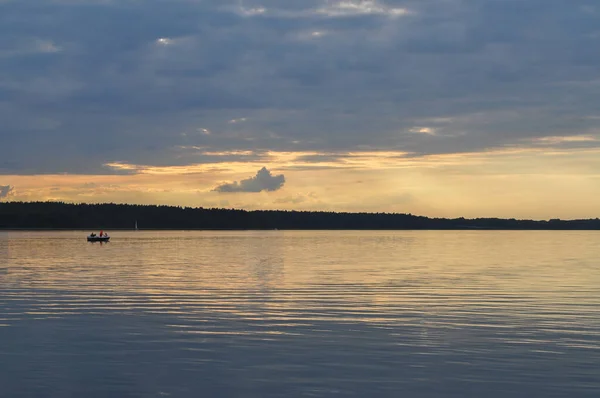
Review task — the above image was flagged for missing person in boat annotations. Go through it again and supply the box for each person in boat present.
[100,231,104,237]
[90,232,96,237]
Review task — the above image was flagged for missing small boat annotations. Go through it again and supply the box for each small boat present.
[87,235,110,242]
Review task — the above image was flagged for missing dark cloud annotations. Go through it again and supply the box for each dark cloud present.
[1,0,600,174]
[0,185,14,198]
[214,167,285,193]
[296,153,353,163]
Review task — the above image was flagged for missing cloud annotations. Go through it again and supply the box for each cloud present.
[0,185,14,198]
[409,127,437,136]
[234,1,410,19]
[0,0,600,175]
[214,167,285,193]
[314,1,409,18]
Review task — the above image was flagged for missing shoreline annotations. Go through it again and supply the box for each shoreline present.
[2,202,599,231]
[2,227,600,231]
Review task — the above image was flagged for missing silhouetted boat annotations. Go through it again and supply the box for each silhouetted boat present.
[87,236,110,242]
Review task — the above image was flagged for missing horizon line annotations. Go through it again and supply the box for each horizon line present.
[1,200,599,223]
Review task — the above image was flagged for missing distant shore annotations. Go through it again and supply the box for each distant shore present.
[1,201,599,230]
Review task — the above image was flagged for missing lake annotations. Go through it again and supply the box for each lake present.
[1,230,599,397]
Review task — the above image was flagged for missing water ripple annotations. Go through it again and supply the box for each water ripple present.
[1,230,600,397]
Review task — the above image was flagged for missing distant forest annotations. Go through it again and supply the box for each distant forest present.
[0,201,599,230]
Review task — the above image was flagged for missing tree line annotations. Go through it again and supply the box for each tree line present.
[0,201,599,230]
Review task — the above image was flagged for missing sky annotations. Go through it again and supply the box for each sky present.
[1,0,600,219]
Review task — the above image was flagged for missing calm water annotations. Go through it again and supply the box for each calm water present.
[1,230,599,397]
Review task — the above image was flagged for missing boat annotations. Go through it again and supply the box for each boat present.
[87,235,110,242]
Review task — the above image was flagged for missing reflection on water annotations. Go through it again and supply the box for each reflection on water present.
[1,230,600,397]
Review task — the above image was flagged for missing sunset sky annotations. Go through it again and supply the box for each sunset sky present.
[1,0,600,219]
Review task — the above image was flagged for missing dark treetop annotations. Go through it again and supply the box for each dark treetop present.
[0,202,599,230]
